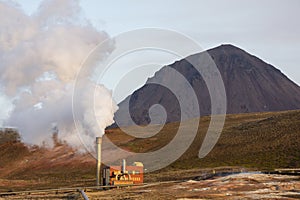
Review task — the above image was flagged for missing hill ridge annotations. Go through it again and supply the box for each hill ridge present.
[113,44,300,127]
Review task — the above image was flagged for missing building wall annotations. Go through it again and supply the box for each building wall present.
[103,165,143,185]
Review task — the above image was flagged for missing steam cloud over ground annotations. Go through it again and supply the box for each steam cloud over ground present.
[0,0,118,150]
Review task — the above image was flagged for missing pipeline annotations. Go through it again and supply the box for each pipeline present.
[79,190,89,200]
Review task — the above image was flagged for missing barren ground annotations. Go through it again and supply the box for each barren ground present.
[1,172,300,199]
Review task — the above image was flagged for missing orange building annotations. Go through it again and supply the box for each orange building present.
[102,162,143,186]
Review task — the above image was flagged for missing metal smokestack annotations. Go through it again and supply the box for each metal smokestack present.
[96,137,102,186]
[122,159,126,173]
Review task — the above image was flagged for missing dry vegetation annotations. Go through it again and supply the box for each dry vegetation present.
[107,110,300,171]
[0,110,300,193]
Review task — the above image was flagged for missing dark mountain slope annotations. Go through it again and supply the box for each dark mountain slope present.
[113,44,300,127]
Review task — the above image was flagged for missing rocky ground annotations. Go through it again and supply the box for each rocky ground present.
[1,172,300,200]
[87,173,300,200]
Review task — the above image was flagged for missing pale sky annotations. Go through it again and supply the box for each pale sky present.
[18,0,300,87]
[0,0,299,127]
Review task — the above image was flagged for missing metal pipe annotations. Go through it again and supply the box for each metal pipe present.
[79,190,89,200]
[122,159,126,173]
[96,137,102,186]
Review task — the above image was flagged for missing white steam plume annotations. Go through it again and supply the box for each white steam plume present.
[0,0,118,149]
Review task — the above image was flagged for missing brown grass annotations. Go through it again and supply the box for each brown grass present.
[0,110,299,191]
[106,110,300,171]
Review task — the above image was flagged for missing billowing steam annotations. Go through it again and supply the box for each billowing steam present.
[0,0,118,149]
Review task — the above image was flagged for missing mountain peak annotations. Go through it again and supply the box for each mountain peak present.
[217,43,241,49]
[113,45,300,127]
[208,44,248,56]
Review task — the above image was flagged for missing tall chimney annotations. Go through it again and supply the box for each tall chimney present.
[122,159,126,173]
[96,137,102,186]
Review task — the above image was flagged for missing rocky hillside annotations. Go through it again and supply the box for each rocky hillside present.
[113,44,300,127]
